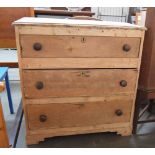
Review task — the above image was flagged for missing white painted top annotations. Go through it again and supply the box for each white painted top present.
[13,17,146,30]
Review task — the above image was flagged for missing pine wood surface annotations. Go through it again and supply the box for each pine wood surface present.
[14,17,145,144]
[26,95,133,130]
[21,35,140,58]
[22,69,138,98]
[0,83,9,148]
[0,8,34,48]
[21,58,139,69]
[13,17,145,30]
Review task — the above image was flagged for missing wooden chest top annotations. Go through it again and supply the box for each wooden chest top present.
[13,17,145,38]
[13,17,145,30]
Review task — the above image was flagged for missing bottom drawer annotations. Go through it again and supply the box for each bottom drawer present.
[26,95,133,130]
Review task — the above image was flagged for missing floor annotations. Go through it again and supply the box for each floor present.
[1,81,155,148]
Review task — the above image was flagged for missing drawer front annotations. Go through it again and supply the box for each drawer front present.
[23,69,137,98]
[21,35,140,58]
[26,95,133,130]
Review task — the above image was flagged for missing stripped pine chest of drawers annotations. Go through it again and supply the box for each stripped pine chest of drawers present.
[13,17,145,144]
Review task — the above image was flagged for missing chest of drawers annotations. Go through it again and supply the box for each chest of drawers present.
[14,17,145,145]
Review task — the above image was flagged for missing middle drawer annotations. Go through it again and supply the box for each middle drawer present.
[22,69,137,99]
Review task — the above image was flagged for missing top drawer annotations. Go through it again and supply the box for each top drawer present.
[20,35,141,58]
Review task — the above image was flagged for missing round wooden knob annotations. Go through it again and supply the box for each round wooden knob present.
[120,80,127,87]
[35,81,44,90]
[122,44,131,52]
[115,109,123,116]
[33,42,42,51]
[39,115,47,122]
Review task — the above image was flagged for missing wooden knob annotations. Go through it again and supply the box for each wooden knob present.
[122,44,131,52]
[115,109,123,116]
[33,42,42,51]
[0,82,5,93]
[120,80,127,87]
[39,115,47,122]
[35,81,44,90]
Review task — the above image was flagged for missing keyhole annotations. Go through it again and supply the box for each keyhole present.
[81,71,85,76]
[81,37,86,43]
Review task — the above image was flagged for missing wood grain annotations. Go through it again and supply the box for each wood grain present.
[26,124,131,144]
[13,17,145,30]
[0,82,9,148]
[0,7,34,48]
[34,8,94,17]
[21,58,139,69]
[0,62,18,68]
[17,25,144,37]
[22,69,138,98]
[0,82,5,93]
[0,102,9,148]
[21,35,140,58]
[26,95,133,130]
[138,8,155,90]
[14,17,145,144]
